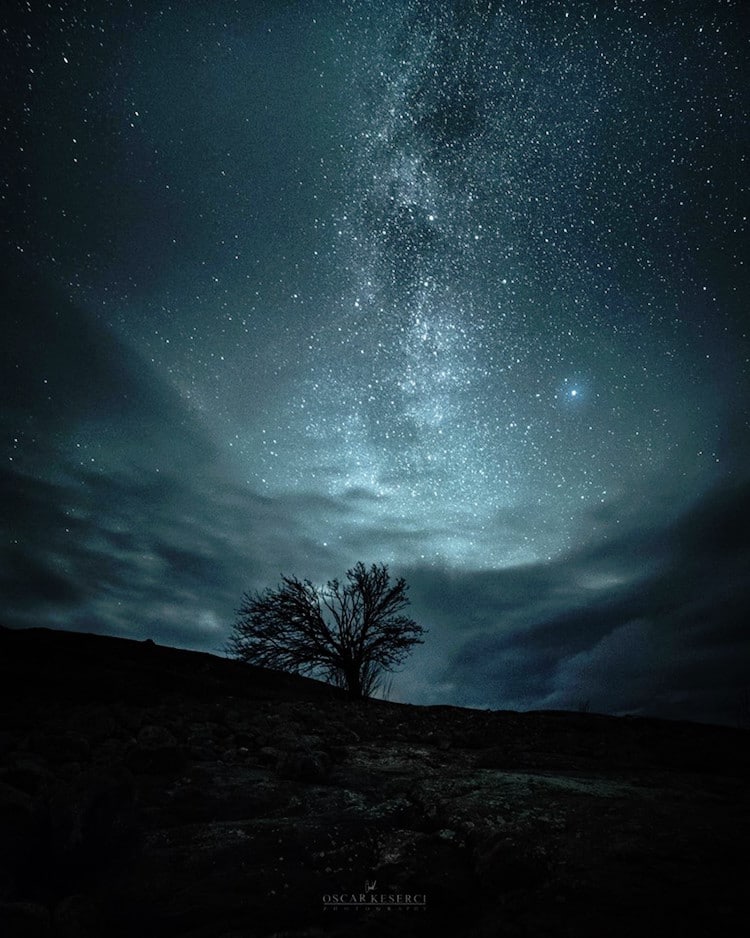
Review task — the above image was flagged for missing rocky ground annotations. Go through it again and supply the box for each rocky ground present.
[0,625,748,937]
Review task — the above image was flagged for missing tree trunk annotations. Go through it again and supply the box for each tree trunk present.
[344,663,363,699]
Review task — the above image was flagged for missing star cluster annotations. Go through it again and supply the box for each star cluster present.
[218,0,744,565]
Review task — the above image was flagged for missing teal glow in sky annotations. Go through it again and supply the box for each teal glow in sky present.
[3,0,748,724]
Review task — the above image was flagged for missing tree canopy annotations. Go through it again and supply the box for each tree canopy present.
[227,561,426,698]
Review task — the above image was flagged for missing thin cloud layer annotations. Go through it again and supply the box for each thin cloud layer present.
[3,273,748,725]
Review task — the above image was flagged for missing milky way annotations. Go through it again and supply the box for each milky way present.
[3,0,748,722]
[222,0,745,567]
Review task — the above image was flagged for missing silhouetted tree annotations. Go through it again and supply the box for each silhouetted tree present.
[227,562,426,699]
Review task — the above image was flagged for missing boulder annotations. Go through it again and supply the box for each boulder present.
[44,769,139,877]
[53,894,99,938]
[0,901,51,938]
[0,781,37,896]
[0,731,17,757]
[37,733,91,766]
[4,756,51,796]
[276,747,330,783]
[472,832,551,891]
[126,745,188,776]
[136,725,177,749]
[127,725,187,775]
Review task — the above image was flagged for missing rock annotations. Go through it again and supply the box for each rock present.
[326,724,360,745]
[92,737,127,765]
[126,745,188,776]
[0,731,17,757]
[186,744,217,763]
[53,895,99,938]
[214,724,231,740]
[473,833,550,891]
[187,722,216,739]
[258,746,282,765]
[219,748,243,765]
[78,712,119,745]
[183,765,213,787]
[136,725,177,749]
[37,733,91,766]
[109,705,143,735]
[4,756,51,796]
[127,725,187,775]
[0,779,33,816]
[222,708,244,731]
[0,901,51,937]
[186,732,218,760]
[45,769,139,876]
[167,773,292,823]
[276,747,330,783]
[0,782,37,896]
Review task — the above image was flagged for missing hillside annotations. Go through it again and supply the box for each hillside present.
[0,626,747,937]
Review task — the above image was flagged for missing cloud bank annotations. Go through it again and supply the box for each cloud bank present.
[2,273,748,726]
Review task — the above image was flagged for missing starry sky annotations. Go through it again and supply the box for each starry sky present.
[3,0,749,725]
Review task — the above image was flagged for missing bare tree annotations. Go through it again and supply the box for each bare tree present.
[227,562,426,698]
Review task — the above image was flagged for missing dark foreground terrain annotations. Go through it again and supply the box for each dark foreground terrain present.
[0,626,747,938]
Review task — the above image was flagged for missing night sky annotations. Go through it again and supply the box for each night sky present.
[3,0,749,725]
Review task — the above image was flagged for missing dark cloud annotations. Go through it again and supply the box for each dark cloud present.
[0,275,420,641]
[2,271,240,642]
[1,548,82,608]
[413,480,750,725]
[2,270,211,457]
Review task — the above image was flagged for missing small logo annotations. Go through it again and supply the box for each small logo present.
[323,879,427,912]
